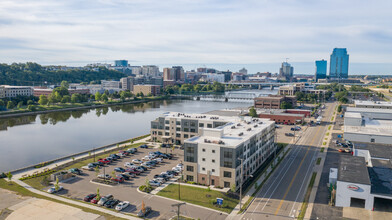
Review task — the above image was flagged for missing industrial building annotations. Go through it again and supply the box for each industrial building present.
[335,142,392,211]
[254,95,296,109]
[354,100,392,109]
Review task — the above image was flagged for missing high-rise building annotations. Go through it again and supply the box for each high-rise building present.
[329,48,349,79]
[279,62,294,80]
[141,65,160,77]
[120,77,134,91]
[239,68,248,75]
[114,60,128,67]
[163,68,175,81]
[315,59,327,82]
[172,66,185,82]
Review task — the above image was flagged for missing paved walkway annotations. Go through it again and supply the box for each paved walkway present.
[12,136,150,180]
[14,179,139,220]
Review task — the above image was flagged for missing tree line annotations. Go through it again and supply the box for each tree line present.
[0,62,126,86]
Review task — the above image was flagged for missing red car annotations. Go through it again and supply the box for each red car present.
[84,193,96,202]
[126,168,141,175]
[111,176,124,183]
[98,158,110,164]
[119,150,129,156]
[91,196,100,204]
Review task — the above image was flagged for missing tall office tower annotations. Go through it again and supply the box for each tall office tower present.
[163,68,175,80]
[141,65,160,77]
[239,68,248,75]
[172,66,185,81]
[315,59,327,82]
[279,62,294,80]
[114,60,128,67]
[329,48,349,79]
[120,76,134,91]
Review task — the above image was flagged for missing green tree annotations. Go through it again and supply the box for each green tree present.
[54,91,62,103]
[54,177,59,191]
[7,172,12,182]
[337,105,342,113]
[111,170,116,178]
[71,94,80,103]
[27,105,36,111]
[230,184,236,193]
[249,107,257,117]
[60,80,69,89]
[0,99,5,107]
[95,92,101,101]
[27,100,34,105]
[48,94,56,105]
[6,101,15,109]
[53,87,69,97]
[280,101,293,109]
[101,93,108,102]
[38,95,48,105]
[17,101,23,109]
[61,95,71,103]
[96,188,100,200]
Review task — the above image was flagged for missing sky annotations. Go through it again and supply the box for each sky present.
[0,0,392,74]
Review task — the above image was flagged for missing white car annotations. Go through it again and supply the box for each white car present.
[47,186,64,194]
[155,158,163,163]
[81,165,93,171]
[155,177,166,183]
[161,172,173,178]
[142,156,152,161]
[132,159,143,164]
[115,201,130,211]
[149,180,161,186]
[97,174,111,179]
[172,167,182,172]
[124,162,135,168]
[176,163,183,168]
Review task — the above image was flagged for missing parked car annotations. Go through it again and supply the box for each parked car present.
[132,159,143,164]
[111,176,125,183]
[117,174,130,180]
[88,163,99,168]
[47,186,64,194]
[110,154,121,160]
[68,168,82,175]
[154,178,165,184]
[98,158,110,164]
[124,162,135,168]
[115,201,130,211]
[155,158,163,163]
[167,170,178,176]
[122,172,136,178]
[285,133,294,137]
[137,206,152,217]
[84,194,97,202]
[90,196,100,204]
[119,150,129,156]
[335,140,340,144]
[114,167,126,172]
[338,148,352,153]
[104,199,120,208]
[98,195,113,206]
[138,166,148,171]
[142,163,153,169]
[97,174,111,179]
[140,144,149,149]
[128,148,137,153]
[126,169,141,175]
[149,180,161,186]
[142,156,153,161]
[290,126,301,131]
[161,172,173,178]
[82,166,94,171]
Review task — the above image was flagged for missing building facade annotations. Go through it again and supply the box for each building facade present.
[279,62,294,80]
[2,86,33,98]
[114,60,128,67]
[329,48,349,79]
[183,117,275,190]
[132,85,161,96]
[315,59,327,82]
[0,86,5,98]
[120,77,134,91]
[254,95,296,109]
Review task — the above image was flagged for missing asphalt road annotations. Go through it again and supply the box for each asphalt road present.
[241,102,336,220]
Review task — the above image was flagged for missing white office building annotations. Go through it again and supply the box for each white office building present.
[1,85,33,98]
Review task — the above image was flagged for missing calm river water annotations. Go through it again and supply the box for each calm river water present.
[0,100,251,172]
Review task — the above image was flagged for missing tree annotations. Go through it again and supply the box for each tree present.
[95,92,101,101]
[53,87,69,97]
[0,99,4,107]
[230,184,236,193]
[337,105,342,113]
[280,101,293,109]
[101,93,108,102]
[38,95,48,105]
[249,107,257,117]
[145,178,151,188]
[60,80,69,89]
[61,95,71,103]
[17,101,23,109]
[27,100,34,105]
[111,170,116,178]
[7,172,12,182]
[54,177,59,191]
[48,94,56,105]
[96,187,100,200]
[71,94,80,103]
[54,91,62,103]
[6,101,15,109]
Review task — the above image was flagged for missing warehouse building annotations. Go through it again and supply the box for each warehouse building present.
[354,100,392,109]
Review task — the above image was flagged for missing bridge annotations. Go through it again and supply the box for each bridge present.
[193,91,270,103]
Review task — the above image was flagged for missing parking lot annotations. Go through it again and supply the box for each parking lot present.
[56,145,185,218]
[276,124,308,144]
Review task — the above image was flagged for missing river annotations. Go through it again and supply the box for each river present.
[0,100,252,172]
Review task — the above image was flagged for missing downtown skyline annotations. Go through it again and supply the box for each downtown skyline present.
[1,0,392,74]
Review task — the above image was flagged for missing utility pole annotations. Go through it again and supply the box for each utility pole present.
[171,202,186,220]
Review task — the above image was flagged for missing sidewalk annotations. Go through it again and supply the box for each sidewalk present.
[13,179,139,220]
[12,136,150,180]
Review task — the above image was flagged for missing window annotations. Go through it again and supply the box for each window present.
[165,132,169,136]
[176,121,180,125]
[158,131,162,135]
[176,134,181,137]
[202,177,205,181]
[184,134,189,138]
[212,150,215,153]
[165,126,169,130]
[165,120,169,124]
[186,166,194,172]
[199,123,204,127]
[212,169,215,173]
[223,171,232,178]
[190,122,196,126]
[371,138,375,143]
[212,159,215,163]
[184,122,189,126]
[190,128,196,133]
[202,148,206,152]
[224,161,232,168]
[202,167,205,171]
[184,128,189,132]
[224,151,233,158]
[224,182,231,188]
[186,175,194,182]
[207,124,212,128]
[202,158,205,161]
[176,127,180,131]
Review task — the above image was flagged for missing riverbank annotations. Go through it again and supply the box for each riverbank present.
[0,95,189,119]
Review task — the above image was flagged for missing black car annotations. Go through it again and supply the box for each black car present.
[138,166,148,171]
[137,206,152,217]
[110,154,121,159]
[83,193,96,202]
[167,171,177,176]
[117,174,130,180]
[104,199,120,208]
[154,174,170,181]
[107,156,117,161]
[140,144,148,149]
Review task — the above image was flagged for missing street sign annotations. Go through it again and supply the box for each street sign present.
[217,198,223,205]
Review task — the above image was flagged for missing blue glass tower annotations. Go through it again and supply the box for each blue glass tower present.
[315,59,327,81]
[329,48,349,79]
[115,60,128,67]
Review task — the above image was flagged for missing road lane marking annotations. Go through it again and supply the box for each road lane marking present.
[274,125,322,216]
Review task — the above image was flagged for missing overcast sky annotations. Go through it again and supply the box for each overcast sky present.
[0,0,391,73]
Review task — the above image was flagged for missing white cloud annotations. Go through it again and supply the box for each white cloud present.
[0,0,391,72]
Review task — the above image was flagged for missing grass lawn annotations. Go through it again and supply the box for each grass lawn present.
[157,184,238,213]
[24,142,144,190]
[0,179,127,220]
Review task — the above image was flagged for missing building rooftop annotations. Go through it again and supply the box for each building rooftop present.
[204,109,244,117]
[344,117,392,136]
[368,167,392,196]
[344,112,362,119]
[161,112,240,123]
[353,142,392,163]
[185,118,273,148]
[338,156,371,185]
[347,107,392,115]
[355,100,392,107]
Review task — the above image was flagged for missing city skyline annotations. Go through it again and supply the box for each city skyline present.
[1,0,392,74]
